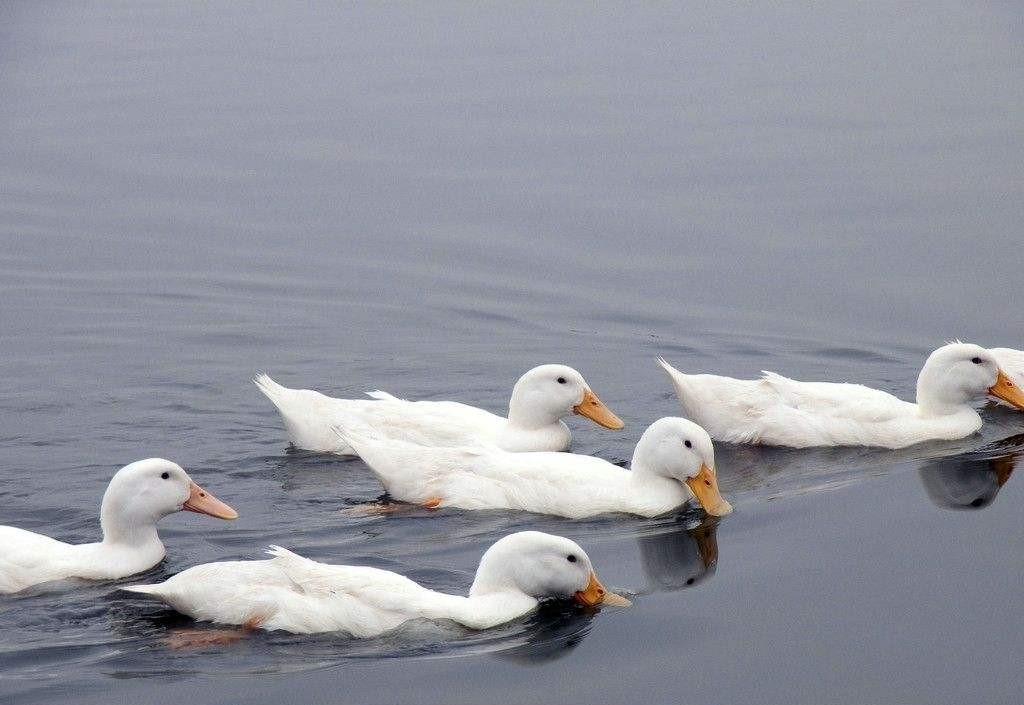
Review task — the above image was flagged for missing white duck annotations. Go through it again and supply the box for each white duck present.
[254,364,623,455]
[991,348,1024,408]
[657,342,1024,449]
[0,459,238,594]
[123,531,630,636]
[338,417,732,518]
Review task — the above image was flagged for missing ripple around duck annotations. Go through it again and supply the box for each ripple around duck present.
[6,418,1005,686]
[5,383,1024,698]
[0,495,717,680]
[0,582,609,682]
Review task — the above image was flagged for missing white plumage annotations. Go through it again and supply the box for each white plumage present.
[657,342,1024,449]
[339,417,732,518]
[254,364,623,454]
[123,531,628,635]
[0,459,237,594]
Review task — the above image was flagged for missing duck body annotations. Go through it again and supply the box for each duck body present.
[657,343,1024,449]
[658,366,981,448]
[126,552,485,635]
[254,379,555,454]
[124,532,628,636]
[0,526,166,593]
[346,441,683,518]
[0,459,237,594]
[341,417,731,518]
[253,364,622,455]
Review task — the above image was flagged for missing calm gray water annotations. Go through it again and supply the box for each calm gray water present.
[2,3,1023,704]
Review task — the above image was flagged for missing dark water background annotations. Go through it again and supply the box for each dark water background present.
[2,3,1023,704]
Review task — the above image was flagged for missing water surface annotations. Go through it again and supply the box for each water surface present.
[2,3,1023,704]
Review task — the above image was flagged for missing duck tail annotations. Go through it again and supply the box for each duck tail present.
[332,421,404,466]
[253,373,290,409]
[656,355,704,416]
[121,583,164,596]
[655,356,677,376]
[332,423,430,491]
[365,390,400,401]
[266,544,313,574]
[656,355,688,394]
[267,544,287,556]
[266,545,336,597]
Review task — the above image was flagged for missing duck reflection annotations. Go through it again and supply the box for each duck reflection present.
[918,436,1022,510]
[637,515,719,591]
[491,602,596,664]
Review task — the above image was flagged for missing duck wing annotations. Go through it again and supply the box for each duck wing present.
[265,546,467,634]
[268,546,426,600]
[758,372,910,420]
[254,374,501,453]
[342,425,629,516]
[331,399,501,449]
[338,425,499,503]
[431,451,630,517]
[746,372,914,446]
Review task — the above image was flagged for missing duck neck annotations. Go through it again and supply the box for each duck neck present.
[629,459,683,492]
[468,570,539,610]
[915,374,974,418]
[916,397,975,418]
[507,390,563,430]
[470,568,518,597]
[99,502,164,550]
[453,590,539,629]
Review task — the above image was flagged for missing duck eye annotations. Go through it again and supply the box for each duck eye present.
[160,472,170,480]
[971,357,983,364]
[557,377,567,384]
[566,554,577,563]
[684,440,692,448]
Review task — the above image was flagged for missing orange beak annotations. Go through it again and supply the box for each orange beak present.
[182,481,238,520]
[574,572,632,607]
[992,456,1016,488]
[685,464,733,517]
[989,369,1024,410]
[689,519,720,569]
[573,389,625,430]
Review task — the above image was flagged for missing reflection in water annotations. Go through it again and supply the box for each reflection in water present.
[917,437,1022,510]
[490,603,596,665]
[717,422,1024,510]
[637,516,719,591]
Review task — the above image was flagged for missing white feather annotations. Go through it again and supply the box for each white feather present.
[657,343,1016,449]
[1,459,235,594]
[341,417,728,519]
[253,364,619,455]
[121,532,618,636]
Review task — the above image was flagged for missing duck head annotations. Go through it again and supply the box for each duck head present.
[916,343,1024,414]
[100,458,238,542]
[469,531,630,607]
[919,453,1016,510]
[632,417,733,516]
[507,364,624,430]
